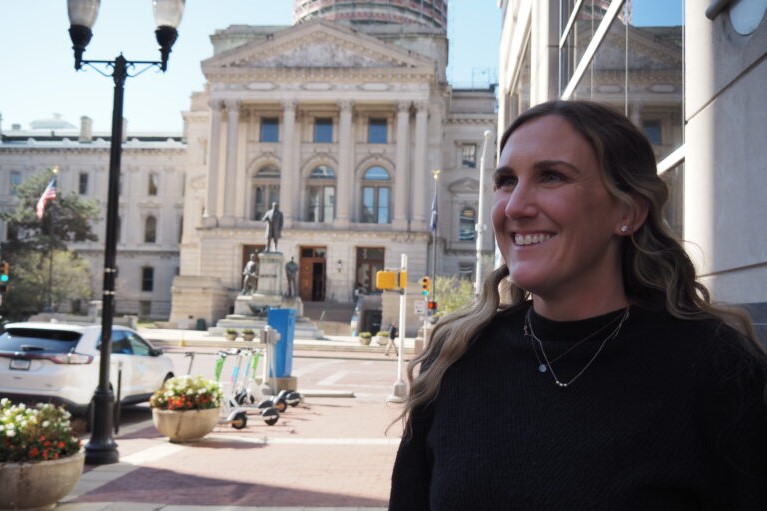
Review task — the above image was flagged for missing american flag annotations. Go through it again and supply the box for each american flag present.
[36,178,57,219]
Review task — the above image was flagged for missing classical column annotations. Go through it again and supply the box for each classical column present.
[335,99,353,227]
[277,100,297,225]
[392,100,411,229]
[204,99,223,227]
[412,100,429,228]
[220,99,240,226]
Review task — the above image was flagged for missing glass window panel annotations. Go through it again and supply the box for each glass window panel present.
[368,118,387,143]
[323,186,335,221]
[261,117,279,142]
[363,166,390,180]
[141,267,154,292]
[377,187,390,224]
[144,216,157,243]
[148,173,158,196]
[79,173,88,195]
[459,207,476,241]
[9,171,20,195]
[310,165,335,178]
[660,162,684,240]
[462,144,477,168]
[314,117,333,143]
[362,187,375,223]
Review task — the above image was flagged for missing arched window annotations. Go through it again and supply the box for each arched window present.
[361,166,391,224]
[459,207,476,241]
[305,165,336,222]
[252,166,280,220]
[144,215,157,243]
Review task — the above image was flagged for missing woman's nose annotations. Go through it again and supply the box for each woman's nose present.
[501,182,536,219]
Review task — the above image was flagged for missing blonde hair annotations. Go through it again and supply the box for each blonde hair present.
[399,100,759,428]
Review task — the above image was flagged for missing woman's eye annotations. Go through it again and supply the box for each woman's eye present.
[494,175,517,188]
[541,171,566,183]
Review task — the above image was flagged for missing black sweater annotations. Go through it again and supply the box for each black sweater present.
[389,305,767,510]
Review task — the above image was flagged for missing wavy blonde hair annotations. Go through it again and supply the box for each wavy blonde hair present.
[399,100,759,427]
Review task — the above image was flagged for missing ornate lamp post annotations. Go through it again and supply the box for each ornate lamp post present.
[67,0,185,465]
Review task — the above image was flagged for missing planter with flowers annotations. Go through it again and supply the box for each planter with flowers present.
[0,398,84,510]
[374,330,389,346]
[358,331,372,346]
[225,328,238,341]
[149,375,224,443]
[241,328,256,341]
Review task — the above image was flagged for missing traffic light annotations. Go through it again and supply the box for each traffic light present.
[0,261,9,294]
[420,276,431,296]
[427,300,438,311]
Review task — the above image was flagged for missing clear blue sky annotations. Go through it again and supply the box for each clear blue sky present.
[0,1,501,133]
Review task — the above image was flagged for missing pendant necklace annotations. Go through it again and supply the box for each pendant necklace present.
[524,307,630,388]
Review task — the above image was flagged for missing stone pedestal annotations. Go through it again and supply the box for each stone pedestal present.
[257,252,284,296]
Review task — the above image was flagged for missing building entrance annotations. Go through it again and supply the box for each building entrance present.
[299,246,326,302]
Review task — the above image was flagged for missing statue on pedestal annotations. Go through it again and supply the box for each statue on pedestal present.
[262,202,283,252]
[285,257,299,298]
[241,254,258,295]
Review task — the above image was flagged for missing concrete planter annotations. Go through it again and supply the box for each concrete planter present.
[0,451,84,510]
[152,407,220,443]
[375,335,388,346]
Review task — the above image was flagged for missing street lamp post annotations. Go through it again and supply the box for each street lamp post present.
[66,0,185,465]
[474,130,494,296]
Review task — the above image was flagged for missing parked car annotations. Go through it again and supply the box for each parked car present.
[0,322,175,421]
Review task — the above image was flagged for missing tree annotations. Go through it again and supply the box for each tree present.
[1,170,101,318]
[0,250,92,315]
[433,275,477,317]
[1,171,101,253]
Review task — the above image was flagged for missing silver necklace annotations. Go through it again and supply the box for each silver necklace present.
[524,307,630,388]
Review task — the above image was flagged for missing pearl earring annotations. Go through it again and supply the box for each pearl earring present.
[620,225,630,233]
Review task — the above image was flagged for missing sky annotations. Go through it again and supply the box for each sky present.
[0,1,502,134]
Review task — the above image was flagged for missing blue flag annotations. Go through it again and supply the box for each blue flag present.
[430,191,438,232]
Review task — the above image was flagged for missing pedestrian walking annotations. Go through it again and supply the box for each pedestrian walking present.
[385,323,398,356]
[389,100,767,510]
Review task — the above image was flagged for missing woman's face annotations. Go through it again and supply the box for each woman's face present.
[492,115,628,306]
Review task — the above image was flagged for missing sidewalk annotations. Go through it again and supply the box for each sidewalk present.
[54,330,409,511]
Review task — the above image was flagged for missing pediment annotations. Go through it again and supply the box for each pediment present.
[448,177,479,194]
[202,20,434,76]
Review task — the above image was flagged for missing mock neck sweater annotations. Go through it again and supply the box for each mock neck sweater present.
[388,305,767,510]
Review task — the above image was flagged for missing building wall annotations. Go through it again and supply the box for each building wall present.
[498,0,767,339]
[0,131,185,319]
[685,1,767,338]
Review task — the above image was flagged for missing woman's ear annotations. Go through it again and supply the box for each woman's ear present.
[616,194,649,236]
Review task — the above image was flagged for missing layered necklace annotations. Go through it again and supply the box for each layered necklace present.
[524,306,630,388]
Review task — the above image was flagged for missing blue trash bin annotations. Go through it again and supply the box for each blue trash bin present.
[267,308,296,378]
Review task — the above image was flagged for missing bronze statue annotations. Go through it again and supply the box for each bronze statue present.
[241,253,258,295]
[285,257,299,298]
[262,202,284,252]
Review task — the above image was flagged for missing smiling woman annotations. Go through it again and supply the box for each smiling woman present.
[388,100,767,510]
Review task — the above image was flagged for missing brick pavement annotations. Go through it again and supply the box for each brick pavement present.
[58,395,406,510]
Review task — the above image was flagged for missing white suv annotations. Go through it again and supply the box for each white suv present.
[0,322,175,418]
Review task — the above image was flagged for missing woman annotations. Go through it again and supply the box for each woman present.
[388,100,767,510]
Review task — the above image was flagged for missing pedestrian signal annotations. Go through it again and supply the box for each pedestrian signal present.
[0,261,9,294]
[420,276,431,296]
[427,300,438,311]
